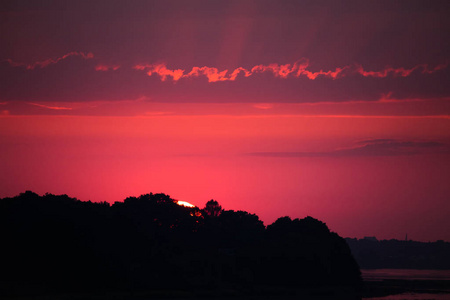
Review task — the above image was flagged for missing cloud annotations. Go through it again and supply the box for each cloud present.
[250,60,309,78]
[250,59,350,80]
[95,64,120,71]
[186,66,237,82]
[1,53,449,104]
[134,64,184,81]
[133,64,252,83]
[356,62,449,78]
[133,59,448,82]
[28,102,73,110]
[346,139,448,156]
[5,52,94,70]
[248,139,450,158]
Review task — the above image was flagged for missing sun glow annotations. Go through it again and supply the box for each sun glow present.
[177,200,196,208]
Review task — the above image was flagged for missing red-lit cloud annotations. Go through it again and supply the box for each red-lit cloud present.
[1,52,449,104]
[356,62,449,78]
[133,64,252,82]
[28,102,73,110]
[95,64,121,71]
[6,53,445,82]
[134,59,447,82]
[5,52,94,70]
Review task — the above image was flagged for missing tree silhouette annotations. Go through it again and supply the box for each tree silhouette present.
[0,191,362,299]
[203,199,222,217]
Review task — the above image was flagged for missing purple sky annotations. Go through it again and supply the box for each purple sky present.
[1,0,449,241]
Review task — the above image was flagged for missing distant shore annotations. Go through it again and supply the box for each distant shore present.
[346,238,450,270]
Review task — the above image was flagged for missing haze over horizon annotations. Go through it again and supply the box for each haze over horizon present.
[1,0,449,242]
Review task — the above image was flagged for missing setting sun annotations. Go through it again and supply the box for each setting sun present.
[176,200,196,208]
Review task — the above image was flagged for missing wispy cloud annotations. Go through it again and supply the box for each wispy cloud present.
[248,139,450,158]
[133,59,448,82]
[356,62,448,78]
[5,52,94,70]
[346,139,448,156]
[95,64,120,71]
[251,59,350,80]
[28,102,73,110]
[133,64,251,82]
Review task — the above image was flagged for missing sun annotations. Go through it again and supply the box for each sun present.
[176,200,196,208]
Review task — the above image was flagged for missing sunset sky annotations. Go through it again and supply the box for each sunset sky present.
[1,0,449,241]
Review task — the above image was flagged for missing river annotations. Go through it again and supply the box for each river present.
[362,269,450,300]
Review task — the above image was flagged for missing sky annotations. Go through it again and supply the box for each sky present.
[1,0,449,241]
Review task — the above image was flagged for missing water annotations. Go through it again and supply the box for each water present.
[361,269,450,300]
[362,269,450,281]
[365,293,450,300]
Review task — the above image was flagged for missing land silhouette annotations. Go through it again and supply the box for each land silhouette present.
[346,237,450,270]
[1,191,362,299]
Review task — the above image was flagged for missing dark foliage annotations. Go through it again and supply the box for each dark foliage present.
[0,191,362,298]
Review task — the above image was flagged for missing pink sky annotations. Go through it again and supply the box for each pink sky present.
[1,0,449,241]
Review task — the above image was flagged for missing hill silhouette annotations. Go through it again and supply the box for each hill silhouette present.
[0,191,362,299]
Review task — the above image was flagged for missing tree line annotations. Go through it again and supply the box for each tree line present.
[0,191,362,299]
[346,237,450,270]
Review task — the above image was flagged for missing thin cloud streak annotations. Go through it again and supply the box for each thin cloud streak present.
[248,139,450,158]
[95,64,120,71]
[136,114,450,119]
[275,115,450,119]
[28,102,73,110]
[134,59,448,82]
[356,62,449,78]
[263,95,448,106]
[5,52,94,70]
